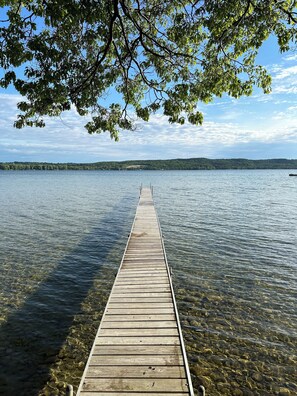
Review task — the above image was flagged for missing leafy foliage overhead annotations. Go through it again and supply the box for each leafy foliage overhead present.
[0,1,296,139]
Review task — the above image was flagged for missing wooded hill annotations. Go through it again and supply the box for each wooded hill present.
[1,158,297,171]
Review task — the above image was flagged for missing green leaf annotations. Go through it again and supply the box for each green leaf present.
[0,0,295,139]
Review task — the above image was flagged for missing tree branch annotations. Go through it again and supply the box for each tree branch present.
[70,0,120,97]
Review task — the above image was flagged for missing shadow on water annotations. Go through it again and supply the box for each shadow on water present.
[0,197,133,396]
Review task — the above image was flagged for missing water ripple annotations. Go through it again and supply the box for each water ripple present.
[0,170,296,395]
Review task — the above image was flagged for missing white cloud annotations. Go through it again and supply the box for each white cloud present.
[268,58,297,97]
[1,57,297,165]
[288,105,297,111]
[274,85,297,94]
[283,54,297,62]
[123,113,297,148]
[1,96,297,162]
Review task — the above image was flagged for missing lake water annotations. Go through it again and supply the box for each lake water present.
[0,170,296,396]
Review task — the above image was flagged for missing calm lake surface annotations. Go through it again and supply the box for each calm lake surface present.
[0,170,296,395]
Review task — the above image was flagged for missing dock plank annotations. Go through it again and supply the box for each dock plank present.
[89,354,184,366]
[109,301,173,309]
[99,328,178,336]
[96,336,180,345]
[103,314,176,321]
[109,298,172,303]
[100,321,177,329]
[110,292,173,298]
[81,378,189,392]
[80,393,187,396]
[76,187,193,395]
[92,345,181,355]
[85,365,186,378]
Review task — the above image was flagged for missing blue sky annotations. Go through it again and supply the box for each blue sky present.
[0,37,297,162]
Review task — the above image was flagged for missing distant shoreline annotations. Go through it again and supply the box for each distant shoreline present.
[1,158,297,171]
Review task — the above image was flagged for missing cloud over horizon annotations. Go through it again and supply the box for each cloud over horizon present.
[1,47,297,162]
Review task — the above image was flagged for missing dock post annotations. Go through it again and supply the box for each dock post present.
[150,183,154,196]
[66,384,73,396]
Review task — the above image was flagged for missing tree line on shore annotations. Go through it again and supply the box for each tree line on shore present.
[1,158,297,171]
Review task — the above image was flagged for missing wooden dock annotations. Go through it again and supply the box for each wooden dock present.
[76,187,194,395]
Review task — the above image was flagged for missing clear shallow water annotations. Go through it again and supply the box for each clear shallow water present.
[0,170,296,395]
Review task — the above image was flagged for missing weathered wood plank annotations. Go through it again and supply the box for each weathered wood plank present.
[105,308,173,315]
[126,245,163,249]
[117,274,168,279]
[80,393,187,396]
[115,273,167,278]
[120,266,166,270]
[109,297,172,302]
[120,267,166,271]
[100,321,177,329]
[108,303,173,309]
[103,314,176,321]
[117,266,166,271]
[89,354,184,366]
[115,278,169,285]
[109,297,172,303]
[123,257,165,261]
[98,328,178,337]
[126,251,163,253]
[121,267,166,271]
[114,283,169,288]
[96,336,180,345]
[119,271,166,275]
[118,271,167,274]
[81,378,189,392]
[119,266,166,270]
[127,244,163,247]
[85,365,186,378]
[113,284,169,289]
[120,270,167,275]
[112,287,171,293]
[92,345,181,355]
[124,257,164,260]
[109,292,172,298]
